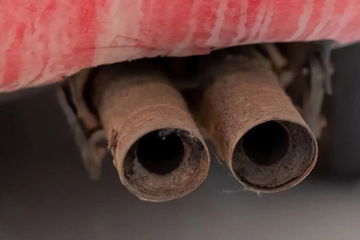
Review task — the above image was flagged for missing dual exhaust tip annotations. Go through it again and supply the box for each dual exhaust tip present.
[90,56,317,202]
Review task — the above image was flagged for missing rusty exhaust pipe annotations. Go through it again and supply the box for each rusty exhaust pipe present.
[91,61,210,202]
[198,54,318,192]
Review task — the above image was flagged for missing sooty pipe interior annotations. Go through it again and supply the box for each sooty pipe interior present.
[123,128,208,201]
[242,121,289,166]
[233,120,315,190]
[136,130,184,175]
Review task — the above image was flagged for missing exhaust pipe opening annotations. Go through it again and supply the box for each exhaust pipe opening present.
[197,54,318,192]
[123,128,208,201]
[241,121,289,166]
[136,130,184,175]
[233,120,315,190]
[91,61,210,201]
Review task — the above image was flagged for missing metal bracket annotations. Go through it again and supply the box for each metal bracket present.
[57,69,107,180]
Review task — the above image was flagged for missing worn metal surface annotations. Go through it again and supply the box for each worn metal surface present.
[57,44,331,195]
[90,61,210,201]
[196,50,318,191]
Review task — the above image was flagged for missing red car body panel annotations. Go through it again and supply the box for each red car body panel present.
[1,0,359,91]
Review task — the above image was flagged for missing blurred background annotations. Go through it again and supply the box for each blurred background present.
[1,43,360,240]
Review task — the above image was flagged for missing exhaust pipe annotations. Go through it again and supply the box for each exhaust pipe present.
[91,61,210,202]
[198,55,318,192]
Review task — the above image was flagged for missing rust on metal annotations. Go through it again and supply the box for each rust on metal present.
[197,52,318,192]
[91,61,210,202]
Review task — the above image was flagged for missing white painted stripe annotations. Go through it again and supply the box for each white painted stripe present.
[257,0,275,41]
[248,0,267,41]
[307,0,336,40]
[288,0,314,41]
[93,0,144,64]
[231,0,249,45]
[173,0,203,54]
[329,0,357,39]
[205,0,228,47]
